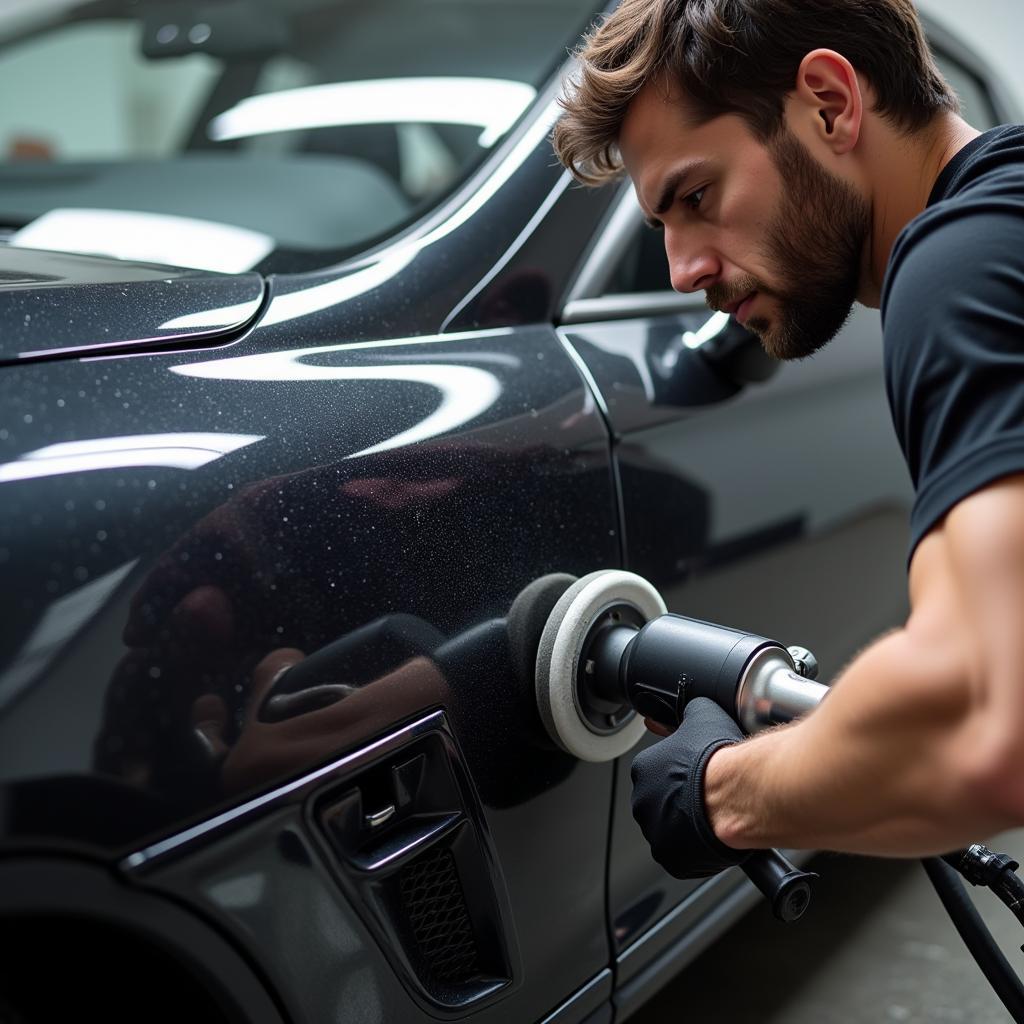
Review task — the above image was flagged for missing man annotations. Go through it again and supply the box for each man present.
[553,0,1024,879]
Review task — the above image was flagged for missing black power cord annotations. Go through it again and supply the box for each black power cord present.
[944,844,1024,941]
[923,851,1024,1023]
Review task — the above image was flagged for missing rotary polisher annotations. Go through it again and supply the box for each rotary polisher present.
[533,570,829,756]
[272,570,824,919]
[532,570,826,922]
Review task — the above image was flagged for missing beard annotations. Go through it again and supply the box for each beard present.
[706,130,871,361]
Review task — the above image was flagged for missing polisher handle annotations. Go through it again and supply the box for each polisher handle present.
[743,849,817,923]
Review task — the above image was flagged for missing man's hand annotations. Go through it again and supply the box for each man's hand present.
[630,698,750,879]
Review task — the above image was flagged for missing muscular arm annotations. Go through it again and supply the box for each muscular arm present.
[705,474,1024,857]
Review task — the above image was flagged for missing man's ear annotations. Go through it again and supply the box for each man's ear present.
[792,49,863,155]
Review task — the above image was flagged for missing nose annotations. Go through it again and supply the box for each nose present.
[665,229,721,294]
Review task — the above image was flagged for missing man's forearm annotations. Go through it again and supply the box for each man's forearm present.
[703,625,1016,857]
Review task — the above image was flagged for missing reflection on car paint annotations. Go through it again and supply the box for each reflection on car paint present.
[197,649,452,799]
[12,209,276,275]
[0,557,139,709]
[171,349,503,459]
[0,247,266,363]
[0,432,265,482]
[243,249,417,328]
[207,870,267,910]
[417,97,563,247]
[680,310,731,351]
[440,175,573,333]
[88,445,593,820]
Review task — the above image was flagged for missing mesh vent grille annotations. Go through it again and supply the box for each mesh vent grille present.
[399,845,480,983]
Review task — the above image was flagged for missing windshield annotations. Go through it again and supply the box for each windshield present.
[0,0,598,273]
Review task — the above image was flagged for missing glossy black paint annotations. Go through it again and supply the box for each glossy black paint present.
[0,247,264,362]
[0,318,616,837]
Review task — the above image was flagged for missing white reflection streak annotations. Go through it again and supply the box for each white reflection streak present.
[208,78,537,149]
[158,250,413,333]
[170,350,501,458]
[207,872,268,910]
[349,365,501,458]
[261,249,415,329]
[683,311,731,350]
[12,209,275,274]
[0,433,264,482]
[0,558,139,709]
[417,97,562,249]
[159,298,263,332]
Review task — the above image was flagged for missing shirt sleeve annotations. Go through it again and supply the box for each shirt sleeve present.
[883,203,1024,559]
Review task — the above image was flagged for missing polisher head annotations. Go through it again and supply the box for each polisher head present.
[534,570,666,762]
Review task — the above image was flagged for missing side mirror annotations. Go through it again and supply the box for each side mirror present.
[698,318,781,386]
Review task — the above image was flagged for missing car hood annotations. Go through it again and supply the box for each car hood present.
[0,246,265,363]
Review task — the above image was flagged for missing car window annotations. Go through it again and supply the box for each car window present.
[601,44,1003,298]
[0,0,599,273]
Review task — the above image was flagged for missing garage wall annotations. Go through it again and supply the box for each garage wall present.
[919,0,1024,116]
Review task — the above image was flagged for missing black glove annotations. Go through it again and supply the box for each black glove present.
[630,697,749,879]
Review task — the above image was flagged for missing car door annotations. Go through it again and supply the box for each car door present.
[555,22,1015,1019]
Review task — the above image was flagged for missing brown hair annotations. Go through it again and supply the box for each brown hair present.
[554,0,959,185]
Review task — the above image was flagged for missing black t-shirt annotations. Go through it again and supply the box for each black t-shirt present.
[882,124,1024,561]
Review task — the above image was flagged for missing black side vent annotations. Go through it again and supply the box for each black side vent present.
[310,719,517,1016]
[400,845,480,984]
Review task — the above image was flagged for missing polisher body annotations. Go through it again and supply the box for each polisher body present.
[616,615,783,730]
[610,614,830,735]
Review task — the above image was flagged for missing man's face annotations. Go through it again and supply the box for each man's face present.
[619,80,871,361]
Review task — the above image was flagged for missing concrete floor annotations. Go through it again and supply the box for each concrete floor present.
[634,830,1024,1023]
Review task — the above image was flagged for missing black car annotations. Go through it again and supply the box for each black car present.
[0,2,1014,1021]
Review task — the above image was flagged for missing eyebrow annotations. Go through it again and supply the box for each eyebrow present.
[643,160,711,229]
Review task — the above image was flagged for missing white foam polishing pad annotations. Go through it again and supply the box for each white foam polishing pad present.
[535,570,666,761]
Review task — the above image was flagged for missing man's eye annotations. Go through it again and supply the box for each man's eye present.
[682,188,707,211]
